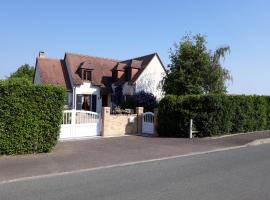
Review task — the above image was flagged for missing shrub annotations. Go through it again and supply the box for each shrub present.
[134,91,157,112]
[120,91,158,112]
[157,94,270,137]
[120,95,136,110]
[0,79,65,155]
[111,85,123,106]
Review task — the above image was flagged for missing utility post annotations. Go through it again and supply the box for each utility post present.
[189,119,193,139]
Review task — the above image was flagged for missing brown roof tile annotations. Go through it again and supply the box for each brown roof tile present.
[114,53,157,85]
[65,53,119,87]
[36,52,163,93]
[37,58,72,90]
[112,62,127,71]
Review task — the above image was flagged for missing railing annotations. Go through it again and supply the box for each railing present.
[76,110,99,124]
[62,111,72,124]
[62,110,100,125]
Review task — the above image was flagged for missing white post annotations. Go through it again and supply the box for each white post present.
[189,119,193,139]
[74,87,77,110]
[71,109,76,125]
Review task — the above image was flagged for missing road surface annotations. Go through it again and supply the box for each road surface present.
[1,144,270,200]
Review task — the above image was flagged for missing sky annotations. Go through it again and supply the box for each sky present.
[0,0,269,95]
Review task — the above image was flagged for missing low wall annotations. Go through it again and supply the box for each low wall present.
[101,107,144,137]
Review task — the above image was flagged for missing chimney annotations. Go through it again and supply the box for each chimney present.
[38,51,45,58]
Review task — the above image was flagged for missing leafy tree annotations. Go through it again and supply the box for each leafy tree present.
[9,64,35,82]
[111,85,123,106]
[162,34,231,95]
[134,91,157,112]
[120,91,158,112]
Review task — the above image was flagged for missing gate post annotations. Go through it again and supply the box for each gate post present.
[154,108,158,136]
[71,109,76,134]
[101,107,110,137]
[136,107,144,135]
[71,109,76,125]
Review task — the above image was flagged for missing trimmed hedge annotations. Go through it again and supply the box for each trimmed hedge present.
[157,94,270,137]
[0,79,65,155]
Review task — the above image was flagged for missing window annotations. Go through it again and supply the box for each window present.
[82,70,92,81]
[76,94,96,112]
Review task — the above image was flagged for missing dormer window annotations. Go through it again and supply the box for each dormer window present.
[82,69,92,81]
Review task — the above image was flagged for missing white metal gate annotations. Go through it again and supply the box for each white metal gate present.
[60,110,101,139]
[142,112,154,134]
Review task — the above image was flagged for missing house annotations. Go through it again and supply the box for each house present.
[33,51,166,113]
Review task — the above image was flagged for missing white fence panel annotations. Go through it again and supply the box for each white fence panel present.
[60,110,100,139]
[142,112,154,134]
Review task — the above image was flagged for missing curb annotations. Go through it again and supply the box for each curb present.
[247,138,270,146]
[204,130,270,140]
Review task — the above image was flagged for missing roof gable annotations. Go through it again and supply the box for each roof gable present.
[36,58,72,90]
[35,52,165,92]
[64,53,119,87]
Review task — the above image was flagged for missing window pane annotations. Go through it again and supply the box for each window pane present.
[76,95,83,110]
[87,71,92,81]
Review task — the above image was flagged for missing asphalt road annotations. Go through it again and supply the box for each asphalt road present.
[1,144,270,200]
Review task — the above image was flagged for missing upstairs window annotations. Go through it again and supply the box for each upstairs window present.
[82,70,92,81]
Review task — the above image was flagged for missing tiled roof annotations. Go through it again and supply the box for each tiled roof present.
[65,53,119,87]
[114,53,156,85]
[35,52,161,93]
[37,58,72,90]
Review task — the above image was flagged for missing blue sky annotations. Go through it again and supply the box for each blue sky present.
[0,0,269,94]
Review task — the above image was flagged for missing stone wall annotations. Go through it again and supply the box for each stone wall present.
[101,107,144,137]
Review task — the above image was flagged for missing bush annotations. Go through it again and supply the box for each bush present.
[134,91,157,112]
[120,91,158,112]
[0,79,65,155]
[120,95,136,110]
[157,94,270,137]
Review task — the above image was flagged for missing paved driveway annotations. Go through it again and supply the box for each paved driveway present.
[0,131,270,182]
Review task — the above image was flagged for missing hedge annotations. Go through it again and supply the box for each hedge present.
[157,94,270,137]
[0,79,65,155]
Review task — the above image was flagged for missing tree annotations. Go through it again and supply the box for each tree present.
[162,34,231,95]
[9,64,35,82]
[111,85,123,107]
[119,91,157,112]
[134,91,157,112]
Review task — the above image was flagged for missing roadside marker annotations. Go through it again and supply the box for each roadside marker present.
[190,119,198,138]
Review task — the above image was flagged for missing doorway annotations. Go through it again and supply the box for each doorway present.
[102,95,108,107]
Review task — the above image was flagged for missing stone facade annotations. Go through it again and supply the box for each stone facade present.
[101,107,158,137]
[101,107,143,137]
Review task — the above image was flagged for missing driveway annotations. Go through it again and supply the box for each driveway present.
[0,131,270,182]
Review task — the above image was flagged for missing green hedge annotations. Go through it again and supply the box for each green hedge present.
[157,94,270,137]
[0,79,65,155]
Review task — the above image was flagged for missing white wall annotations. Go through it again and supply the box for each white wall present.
[74,82,102,113]
[135,55,166,100]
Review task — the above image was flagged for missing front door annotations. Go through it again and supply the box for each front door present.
[102,95,108,107]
